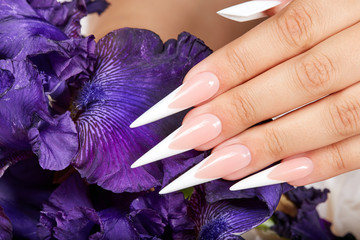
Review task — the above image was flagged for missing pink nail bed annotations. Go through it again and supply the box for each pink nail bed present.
[269,157,313,182]
[169,72,219,109]
[195,144,251,179]
[169,113,222,150]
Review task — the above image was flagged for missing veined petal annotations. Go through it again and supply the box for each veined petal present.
[72,28,211,193]
[188,181,292,238]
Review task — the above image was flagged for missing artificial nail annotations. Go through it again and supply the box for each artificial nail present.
[131,113,222,168]
[159,144,251,194]
[130,72,219,128]
[229,157,313,191]
[217,0,281,22]
[196,144,251,179]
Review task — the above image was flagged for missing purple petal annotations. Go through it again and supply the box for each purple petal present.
[28,0,87,38]
[0,0,67,60]
[0,60,49,150]
[0,69,14,98]
[130,190,195,238]
[39,174,102,239]
[0,158,55,240]
[189,187,253,239]
[72,28,211,193]
[189,183,291,238]
[28,112,78,171]
[285,186,329,210]
[271,187,353,239]
[0,60,77,171]
[0,207,12,240]
[85,0,110,15]
[97,209,139,240]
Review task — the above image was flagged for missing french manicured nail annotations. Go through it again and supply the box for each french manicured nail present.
[196,145,251,179]
[230,157,313,191]
[131,114,222,168]
[130,72,219,128]
[217,0,281,22]
[159,144,251,194]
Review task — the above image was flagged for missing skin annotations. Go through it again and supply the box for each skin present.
[182,0,360,186]
[86,0,259,50]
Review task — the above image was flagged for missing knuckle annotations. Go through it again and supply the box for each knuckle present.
[326,144,347,172]
[224,46,251,81]
[275,3,316,50]
[263,127,286,158]
[228,90,257,126]
[328,97,360,137]
[295,53,335,94]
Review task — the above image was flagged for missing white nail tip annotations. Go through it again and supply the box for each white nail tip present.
[159,159,218,194]
[129,86,183,128]
[217,0,281,22]
[229,164,282,191]
[131,128,189,168]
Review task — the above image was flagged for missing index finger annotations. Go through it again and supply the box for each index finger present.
[185,0,360,97]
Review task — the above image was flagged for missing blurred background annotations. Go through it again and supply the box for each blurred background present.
[83,0,261,50]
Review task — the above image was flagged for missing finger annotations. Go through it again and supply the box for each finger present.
[230,134,360,190]
[288,135,360,186]
[220,81,360,181]
[188,21,360,150]
[131,0,360,127]
[185,0,360,96]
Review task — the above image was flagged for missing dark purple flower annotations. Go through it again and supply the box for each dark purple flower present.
[72,28,211,193]
[0,158,56,240]
[38,173,192,239]
[186,181,291,240]
[85,0,110,15]
[38,174,102,240]
[272,187,356,240]
[0,206,12,240]
[0,60,78,171]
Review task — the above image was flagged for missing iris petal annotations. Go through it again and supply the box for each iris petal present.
[0,60,77,171]
[28,112,78,171]
[188,182,292,238]
[27,0,87,38]
[73,28,211,193]
[38,174,102,240]
[0,207,12,240]
[0,69,14,99]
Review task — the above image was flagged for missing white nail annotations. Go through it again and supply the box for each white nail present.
[217,0,281,22]
[229,165,282,191]
[159,158,218,194]
[131,128,188,168]
[130,85,183,128]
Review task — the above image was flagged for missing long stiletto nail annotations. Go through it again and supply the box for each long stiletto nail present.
[130,72,219,128]
[217,0,281,22]
[230,157,313,191]
[131,113,222,168]
[159,144,251,194]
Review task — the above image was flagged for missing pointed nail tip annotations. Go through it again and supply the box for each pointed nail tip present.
[130,161,143,168]
[159,188,172,195]
[229,185,248,191]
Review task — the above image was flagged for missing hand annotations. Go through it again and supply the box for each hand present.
[132,0,360,192]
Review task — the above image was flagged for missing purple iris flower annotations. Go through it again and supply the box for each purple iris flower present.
[0,0,296,238]
[37,173,290,240]
[272,187,356,240]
